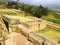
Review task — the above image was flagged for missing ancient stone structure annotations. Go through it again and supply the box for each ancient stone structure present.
[2,15,47,32]
[0,16,7,45]
[0,15,60,45]
[21,19,47,32]
[47,22,60,31]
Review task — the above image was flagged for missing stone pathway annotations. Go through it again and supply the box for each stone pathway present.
[5,32,23,45]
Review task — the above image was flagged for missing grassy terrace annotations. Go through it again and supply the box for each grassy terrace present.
[42,15,60,24]
[0,9,33,16]
[52,23,60,28]
[6,15,38,22]
[0,9,17,15]
[36,27,60,43]
[45,19,60,24]
[13,16,34,22]
[0,9,39,22]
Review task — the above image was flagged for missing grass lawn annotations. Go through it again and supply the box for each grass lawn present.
[36,27,60,43]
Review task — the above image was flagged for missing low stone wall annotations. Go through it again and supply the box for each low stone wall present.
[47,24,60,31]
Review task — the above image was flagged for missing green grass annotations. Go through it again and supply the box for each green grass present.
[13,16,34,22]
[42,15,60,24]
[0,9,17,15]
[0,9,27,16]
[0,9,38,22]
[36,27,60,43]
[0,9,34,17]
[46,19,60,24]
[9,15,38,22]
[31,6,38,11]
[0,11,17,15]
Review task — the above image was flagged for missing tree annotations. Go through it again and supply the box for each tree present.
[43,7,48,16]
[34,5,49,18]
[7,1,17,8]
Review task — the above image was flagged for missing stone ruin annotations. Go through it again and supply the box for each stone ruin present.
[21,19,47,32]
[0,15,60,45]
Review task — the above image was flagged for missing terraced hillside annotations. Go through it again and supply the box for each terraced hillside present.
[0,9,60,45]
[1,9,60,24]
[0,9,33,16]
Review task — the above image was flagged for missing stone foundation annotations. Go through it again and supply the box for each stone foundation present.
[21,19,47,32]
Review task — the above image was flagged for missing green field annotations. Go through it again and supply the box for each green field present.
[36,27,60,43]
[42,15,60,24]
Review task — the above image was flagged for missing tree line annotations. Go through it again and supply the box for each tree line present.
[0,1,49,18]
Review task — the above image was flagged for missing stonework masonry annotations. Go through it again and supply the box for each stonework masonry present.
[47,22,60,31]
[21,19,47,32]
[0,15,60,45]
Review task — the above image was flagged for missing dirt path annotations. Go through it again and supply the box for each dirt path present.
[5,32,23,45]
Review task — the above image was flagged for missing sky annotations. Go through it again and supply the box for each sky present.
[6,0,60,9]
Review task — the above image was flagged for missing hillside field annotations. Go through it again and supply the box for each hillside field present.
[42,15,60,24]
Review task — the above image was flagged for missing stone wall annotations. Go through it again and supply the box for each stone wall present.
[47,22,60,31]
[39,20,47,30]
[21,20,47,32]
[0,16,8,45]
[21,21,39,32]
[9,24,60,45]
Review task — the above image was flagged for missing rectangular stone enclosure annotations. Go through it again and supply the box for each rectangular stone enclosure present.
[21,19,47,32]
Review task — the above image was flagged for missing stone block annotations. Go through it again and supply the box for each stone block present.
[17,24,31,37]
[1,15,20,25]
[44,40,60,45]
[28,32,44,45]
